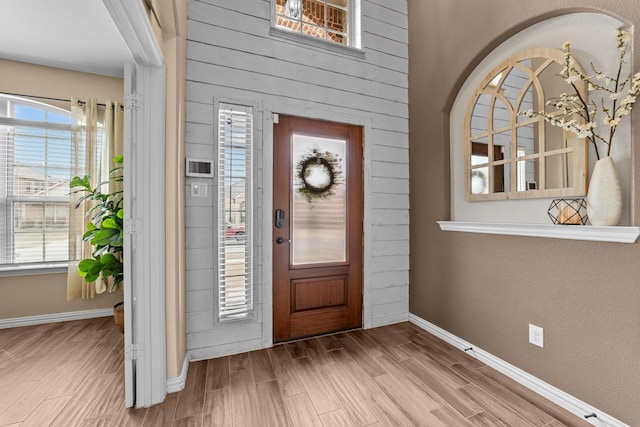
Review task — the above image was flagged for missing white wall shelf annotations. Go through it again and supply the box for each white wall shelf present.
[437,221,640,243]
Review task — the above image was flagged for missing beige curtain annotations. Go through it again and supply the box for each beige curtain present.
[100,100,124,192]
[67,98,124,300]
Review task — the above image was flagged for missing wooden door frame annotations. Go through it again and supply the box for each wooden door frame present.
[261,104,374,345]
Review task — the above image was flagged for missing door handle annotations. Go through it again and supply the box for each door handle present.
[275,209,285,228]
[275,237,290,244]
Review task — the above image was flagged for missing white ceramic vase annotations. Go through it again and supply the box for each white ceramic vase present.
[586,156,623,226]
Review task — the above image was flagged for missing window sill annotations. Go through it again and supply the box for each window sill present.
[269,26,365,59]
[437,221,640,244]
[0,264,68,277]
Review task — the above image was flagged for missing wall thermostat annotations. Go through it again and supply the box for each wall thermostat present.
[186,158,214,177]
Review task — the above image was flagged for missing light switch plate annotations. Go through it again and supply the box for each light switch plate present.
[191,182,208,198]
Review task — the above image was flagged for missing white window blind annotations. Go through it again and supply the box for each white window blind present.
[217,103,253,321]
[0,95,79,269]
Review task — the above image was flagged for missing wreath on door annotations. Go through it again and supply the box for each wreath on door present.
[296,148,343,203]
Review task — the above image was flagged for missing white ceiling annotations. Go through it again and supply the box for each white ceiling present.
[0,0,133,77]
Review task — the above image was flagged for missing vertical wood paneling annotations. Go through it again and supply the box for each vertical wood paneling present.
[186,0,409,356]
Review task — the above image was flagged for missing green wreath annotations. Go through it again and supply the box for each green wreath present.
[296,148,343,203]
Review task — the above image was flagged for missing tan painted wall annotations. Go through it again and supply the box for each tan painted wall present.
[0,59,124,107]
[0,273,123,318]
[0,59,124,319]
[408,1,640,425]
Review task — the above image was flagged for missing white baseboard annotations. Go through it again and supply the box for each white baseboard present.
[166,353,190,393]
[408,314,629,427]
[0,308,113,329]
[189,338,269,362]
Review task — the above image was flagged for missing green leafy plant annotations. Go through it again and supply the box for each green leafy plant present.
[70,155,124,292]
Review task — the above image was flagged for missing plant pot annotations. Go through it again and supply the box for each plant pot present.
[113,302,124,334]
[587,156,623,226]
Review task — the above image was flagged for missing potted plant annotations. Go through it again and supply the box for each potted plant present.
[520,27,640,225]
[70,155,124,331]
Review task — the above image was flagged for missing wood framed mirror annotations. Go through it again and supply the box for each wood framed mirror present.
[465,48,588,201]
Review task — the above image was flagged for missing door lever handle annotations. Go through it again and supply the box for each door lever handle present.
[275,237,290,244]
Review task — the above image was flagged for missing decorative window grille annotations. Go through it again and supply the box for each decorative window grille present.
[217,103,253,321]
[274,0,360,48]
[0,95,79,269]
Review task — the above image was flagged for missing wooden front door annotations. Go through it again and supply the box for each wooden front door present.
[273,116,363,342]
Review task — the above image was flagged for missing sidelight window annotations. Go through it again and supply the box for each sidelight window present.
[216,102,253,321]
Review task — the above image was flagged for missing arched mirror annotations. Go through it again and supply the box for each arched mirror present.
[465,48,588,201]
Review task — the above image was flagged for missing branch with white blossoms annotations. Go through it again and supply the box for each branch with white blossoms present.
[520,27,640,160]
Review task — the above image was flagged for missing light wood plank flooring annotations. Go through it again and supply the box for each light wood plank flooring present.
[0,318,591,426]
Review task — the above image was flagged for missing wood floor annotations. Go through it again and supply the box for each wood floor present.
[0,318,591,427]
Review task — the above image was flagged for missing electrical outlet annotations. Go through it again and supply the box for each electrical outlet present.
[529,324,544,348]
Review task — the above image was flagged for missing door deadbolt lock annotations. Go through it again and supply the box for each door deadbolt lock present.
[275,209,285,228]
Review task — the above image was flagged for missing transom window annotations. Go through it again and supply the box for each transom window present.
[0,95,88,269]
[274,0,360,48]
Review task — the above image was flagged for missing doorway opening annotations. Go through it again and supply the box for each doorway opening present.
[272,115,363,342]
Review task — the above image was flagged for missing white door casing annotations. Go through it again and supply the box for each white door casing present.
[123,63,136,408]
[102,0,167,408]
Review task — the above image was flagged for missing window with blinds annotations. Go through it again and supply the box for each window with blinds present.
[217,103,253,321]
[0,95,81,269]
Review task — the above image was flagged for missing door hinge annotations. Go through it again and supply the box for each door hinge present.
[125,343,143,361]
[273,113,279,124]
[125,93,143,110]
[124,218,143,235]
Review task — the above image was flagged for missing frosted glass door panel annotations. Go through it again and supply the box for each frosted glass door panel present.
[291,135,346,265]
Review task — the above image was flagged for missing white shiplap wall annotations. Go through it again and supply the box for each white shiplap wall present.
[185,0,409,360]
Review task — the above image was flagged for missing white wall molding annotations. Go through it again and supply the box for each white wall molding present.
[189,336,270,362]
[0,308,112,329]
[409,314,629,427]
[166,353,190,394]
[438,221,640,244]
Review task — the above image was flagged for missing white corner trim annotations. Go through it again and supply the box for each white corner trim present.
[408,314,629,427]
[0,308,113,329]
[437,221,640,244]
[166,353,190,393]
